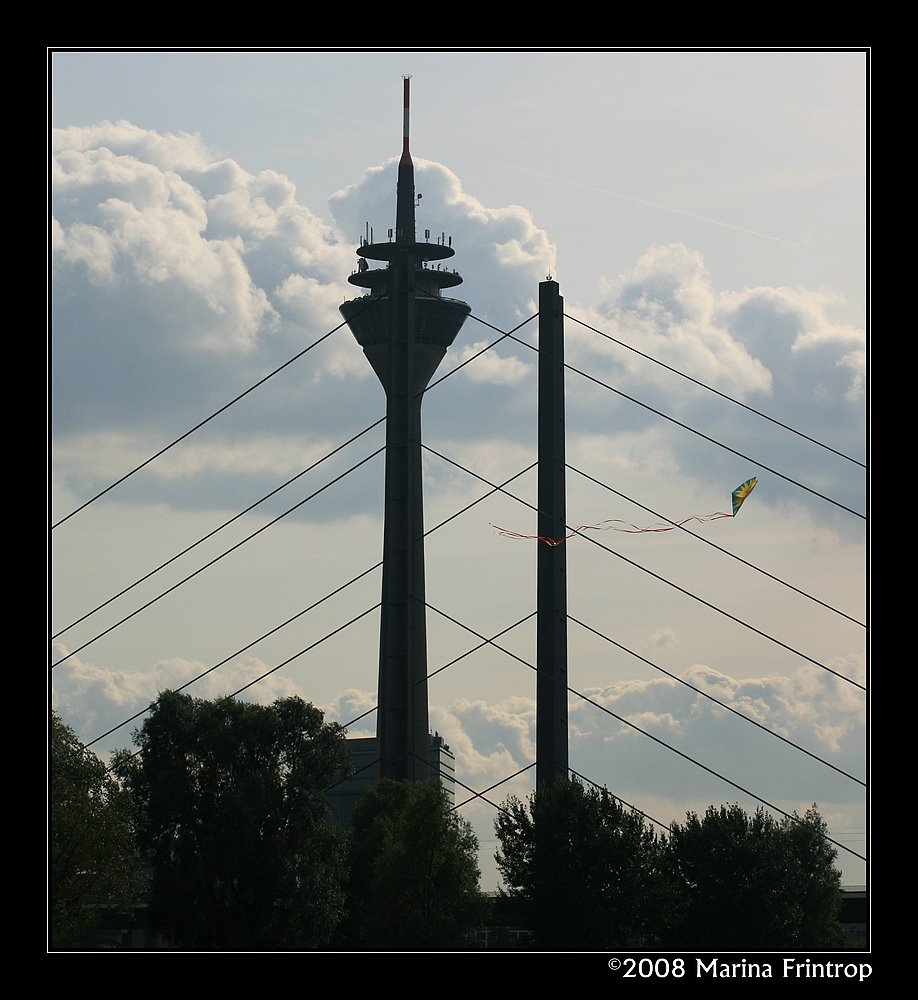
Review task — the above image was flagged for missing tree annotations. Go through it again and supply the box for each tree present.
[664,803,847,949]
[345,779,489,949]
[115,691,351,950]
[50,711,148,949]
[494,778,678,950]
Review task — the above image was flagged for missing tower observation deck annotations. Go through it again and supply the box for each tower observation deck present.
[340,77,470,782]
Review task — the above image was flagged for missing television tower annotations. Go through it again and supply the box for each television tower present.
[340,77,470,781]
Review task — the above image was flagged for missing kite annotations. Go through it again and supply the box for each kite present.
[492,476,758,547]
[731,476,757,517]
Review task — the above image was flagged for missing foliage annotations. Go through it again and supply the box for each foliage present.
[664,802,847,949]
[345,779,489,949]
[494,778,678,949]
[115,691,351,950]
[50,711,148,948]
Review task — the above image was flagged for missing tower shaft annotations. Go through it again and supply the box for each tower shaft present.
[376,244,428,779]
[536,279,569,788]
[340,78,470,781]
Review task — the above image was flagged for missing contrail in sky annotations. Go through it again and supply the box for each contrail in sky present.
[493,160,801,246]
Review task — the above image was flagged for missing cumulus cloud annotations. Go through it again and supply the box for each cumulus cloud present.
[572,244,866,417]
[558,243,867,532]
[837,349,867,402]
[61,653,862,786]
[578,244,773,399]
[649,627,678,648]
[53,430,358,486]
[52,120,865,537]
[52,641,865,894]
[322,688,378,738]
[53,120,214,172]
[322,662,864,812]
[51,643,303,755]
[50,124,559,517]
[448,341,532,385]
[322,687,537,790]
[330,157,556,327]
[719,284,867,403]
[51,122,360,359]
[570,662,866,802]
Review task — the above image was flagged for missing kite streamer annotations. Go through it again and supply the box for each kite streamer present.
[492,477,758,547]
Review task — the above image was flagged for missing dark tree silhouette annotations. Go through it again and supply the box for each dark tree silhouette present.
[495,778,678,949]
[664,803,847,949]
[345,779,488,949]
[50,711,147,948]
[115,691,351,950]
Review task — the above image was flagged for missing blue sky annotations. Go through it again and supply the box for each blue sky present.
[50,49,868,890]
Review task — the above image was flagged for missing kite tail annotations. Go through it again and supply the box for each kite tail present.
[493,477,757,544]
[492,511,736,546]
[489,524,573,546]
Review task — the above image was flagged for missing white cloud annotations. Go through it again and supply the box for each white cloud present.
[52,122,865,534]
[50,121,361,358]
[323,688,378,738]
[450,341,532,385]
[718,284,867,404]
[52,644,865,895]
[571,662,866,793]
[51,644,303,753]
[576,244,867,415]
[649,627,678,648]
[51,217,117,286]
[837,349,867,402]
[53,120,214,173]
[330,157,555,327]
[582,244,773,399]
[51,430,377,485]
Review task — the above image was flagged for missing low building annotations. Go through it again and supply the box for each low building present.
[327,732,456,825]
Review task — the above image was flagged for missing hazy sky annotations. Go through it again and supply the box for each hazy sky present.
[50,49,868,891]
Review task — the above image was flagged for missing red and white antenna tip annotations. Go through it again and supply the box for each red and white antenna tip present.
[401,76,411,159]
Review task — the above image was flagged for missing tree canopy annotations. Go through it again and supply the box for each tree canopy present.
[115,691,351,950]
[50,711,147,949]
[495,778,677,950]
[495,782,847,951]
[345,779,489,949]
[664,802,846,949]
